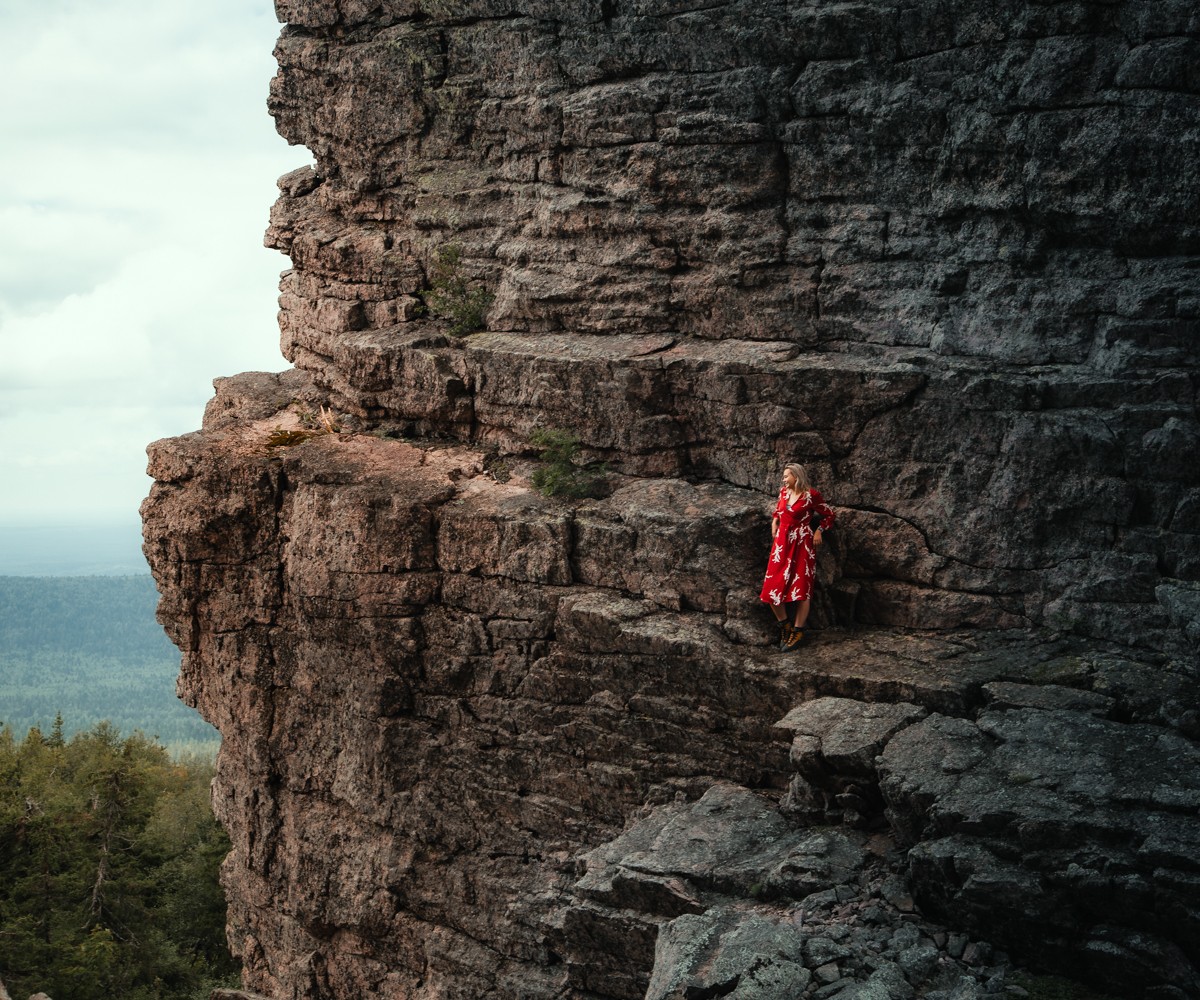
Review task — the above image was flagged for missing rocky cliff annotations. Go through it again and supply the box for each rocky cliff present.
[142,2,1200,998]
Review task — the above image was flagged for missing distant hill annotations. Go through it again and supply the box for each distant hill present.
[0,575,218,753]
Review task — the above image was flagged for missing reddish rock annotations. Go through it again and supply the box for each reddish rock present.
[142,0,1200,997]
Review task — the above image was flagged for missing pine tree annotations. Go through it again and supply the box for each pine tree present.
[0,723,239,1000]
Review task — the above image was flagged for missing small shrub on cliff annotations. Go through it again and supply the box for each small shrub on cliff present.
[296,404,341,434]
[530,428,605,499]
[267,406,343,449]
[425,244,492,336]
[267,427,315,448]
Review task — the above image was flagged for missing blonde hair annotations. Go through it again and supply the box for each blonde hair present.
[783,463,811,493]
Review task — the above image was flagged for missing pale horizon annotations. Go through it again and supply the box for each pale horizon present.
[0,522,148,576]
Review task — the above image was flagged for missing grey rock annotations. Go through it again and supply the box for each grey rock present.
[866,961,916,1000]
[889,923,922,953]
[554,775,1116,1000]
[576,783,867,906]
[881,875,916,914]
[925,978,987,1000]
[778,698,927,825]
[1157,582,1200,648]
[778,699,928,779]
[825,961,920,1000]
[815,962,842,985]
[805,936,854,969]
[1088,654,1200,738]
[803,889,841,911]
[868,965,912,998]
[766,830,868,903]
[882,709,1200,994]
[645,908,810,1000]
[980,682,1114,717]
[961,942,993,967]
[898,943,940,984]
[862,905,887,926]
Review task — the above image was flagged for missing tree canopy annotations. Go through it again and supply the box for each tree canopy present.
[0,723,238,1000]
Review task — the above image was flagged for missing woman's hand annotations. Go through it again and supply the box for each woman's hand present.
[813,528,824,548]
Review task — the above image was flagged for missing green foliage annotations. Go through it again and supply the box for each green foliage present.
[0,576,218,755]
[529,428,606,499]
[0,722,238,1000]
[425,244,492,335]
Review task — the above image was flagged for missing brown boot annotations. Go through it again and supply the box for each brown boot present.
[784,624,805,650]
[778,621,793,651]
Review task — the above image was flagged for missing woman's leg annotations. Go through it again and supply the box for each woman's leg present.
[770,602,792,650]
[782,599,809,650]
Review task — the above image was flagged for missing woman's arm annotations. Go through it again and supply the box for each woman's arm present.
[811,489,836,535]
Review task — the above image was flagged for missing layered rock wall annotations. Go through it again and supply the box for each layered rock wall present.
[142,2,1200,998]
[143,390,1200,997]
[263,0,1200,644]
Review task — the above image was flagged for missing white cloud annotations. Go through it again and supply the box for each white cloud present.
[0,200,138,313]
[0,0,310,525]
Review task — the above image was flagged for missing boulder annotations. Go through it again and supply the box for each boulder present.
[879,709,1200,995]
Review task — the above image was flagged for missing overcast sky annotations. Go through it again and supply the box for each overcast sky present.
[0,0,307,528]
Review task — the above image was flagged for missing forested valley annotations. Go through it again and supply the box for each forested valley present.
[1,576,235,997]
[0,576,218,755]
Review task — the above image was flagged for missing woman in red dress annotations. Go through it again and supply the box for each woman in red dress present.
[760,463,836,650]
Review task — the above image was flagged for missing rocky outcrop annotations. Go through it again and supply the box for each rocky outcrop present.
[143,379,1199,998]
[791,698,1200,997]
[142,1,1200,998]
[885,712,1200,989]
[260,0,1200,649]
[554,696,1200,999]
[560,784,1028,1000]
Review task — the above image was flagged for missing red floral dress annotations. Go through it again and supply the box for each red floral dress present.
[759,487,836,606]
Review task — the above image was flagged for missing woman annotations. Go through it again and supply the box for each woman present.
[760,463,836,650]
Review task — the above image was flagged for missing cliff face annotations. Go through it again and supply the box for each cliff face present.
[262,0,1200,644]
[142,2,1200,998]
